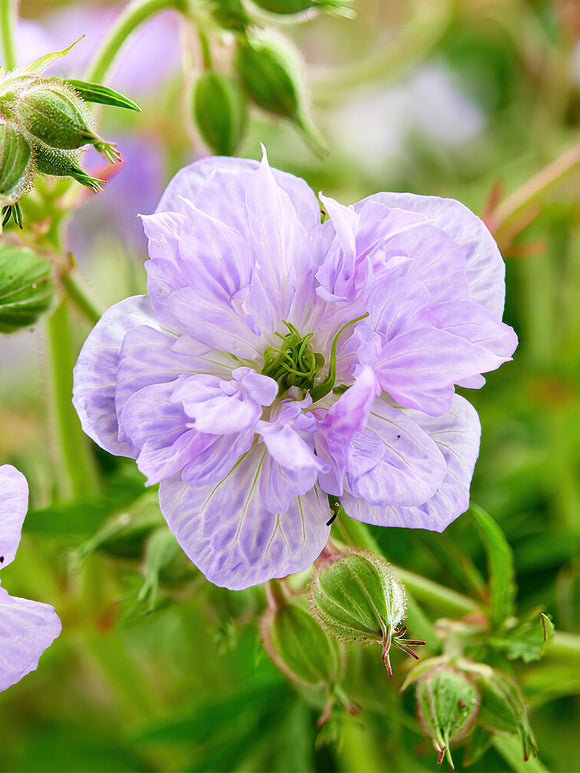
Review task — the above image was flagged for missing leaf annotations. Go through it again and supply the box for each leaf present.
[17,36,85,75]
[63,79,141,111]
[471,503,516,627]
[491,610,555,663]
[24,472,147,537]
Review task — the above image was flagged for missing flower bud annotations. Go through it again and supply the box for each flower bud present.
[414,665,480,769]
[0,120,33,206]
[209,0,250,31]
[261,595,344,689]
[0,243,54,332]
[251,0,354,17]
[192,71,247,156]
[15,81,121,163]
[33,143,104,193]
[309,549,425,675]
[235,32,301,119]
[470,665,537,761]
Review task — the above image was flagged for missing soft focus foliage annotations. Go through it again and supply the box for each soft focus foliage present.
[1,1,580,772]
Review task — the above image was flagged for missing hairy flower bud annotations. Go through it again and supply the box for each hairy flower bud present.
[192,71,248,156]
[309,549,424,675]
[261,594,344,689]
[0,120,33,206]
[33,143,104,193]
[15,81,121,163]
[413,665,480,769]
[470,664,537,762]
[0,243,54,332]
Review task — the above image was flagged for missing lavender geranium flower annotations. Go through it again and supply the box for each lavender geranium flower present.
[73,150,517,590]
[0,465,61,691]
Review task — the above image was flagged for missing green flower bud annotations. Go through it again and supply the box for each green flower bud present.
[209,0,250,31]
[33,143,104,193]
[15,80,121,163]
[192,71,247,156]
[414,665,480,770]
[0,120,33,206]
[309,549,425,675]
[235,32,301,119]
[0,243,54,332]
[261,595,344,689]
[469,664,537,762]
[251,0,354,17]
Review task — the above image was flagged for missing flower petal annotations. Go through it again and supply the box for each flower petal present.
[159,449,331,589]
[315,366,379,496]
[344,400,447,506]
[342,394,480,531]
[155,155,322,236]
[356,192,506,317]
[0,465,28,569]
[72,296,162,457]
[0,588,61,692]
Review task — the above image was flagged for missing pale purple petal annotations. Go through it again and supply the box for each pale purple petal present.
[431,299,518,359]
[155,155,322,236]
[173,369,276,435]
[72,296,163,457]
[315,367,379,496]
[0,466,28,569]
[159,449,331,590]
[116,326,233,420]
[356,192,506,317]
[344,400,447,506]
[0,587,61,692]
[182,432,254,488]
[342,394,480,531]
[118,380,194,484]
[373,326,506,415]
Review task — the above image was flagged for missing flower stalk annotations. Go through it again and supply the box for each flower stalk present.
[0,0,18,70]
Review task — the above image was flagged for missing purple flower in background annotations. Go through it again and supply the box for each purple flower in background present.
[73,151,517,590]
[0,466,61,691]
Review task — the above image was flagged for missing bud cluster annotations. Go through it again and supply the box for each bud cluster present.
[190,1,335,156]
[0,42,137,229]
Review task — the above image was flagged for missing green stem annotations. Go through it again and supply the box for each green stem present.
[85,0,189,84]
[60,265,104,325]
[493,736,550,773]
[336,516,480,616]
[0,0,18,70]
[198,29,212,71]
[46,298,99,501]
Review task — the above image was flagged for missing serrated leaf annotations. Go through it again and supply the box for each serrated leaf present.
[63,79,141,111]
[471,503,516,627]
[491,610,554,663]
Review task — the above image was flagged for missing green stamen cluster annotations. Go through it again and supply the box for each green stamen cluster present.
[262,321,325,393]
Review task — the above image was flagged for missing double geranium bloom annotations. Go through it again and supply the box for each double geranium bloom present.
[73,152,517,590]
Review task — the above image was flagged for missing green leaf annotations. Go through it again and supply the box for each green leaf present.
[63,79,141,111]
[491,610,555,663]
[24,472,147,537]
[17,36,85,75]
[471,503,516,627]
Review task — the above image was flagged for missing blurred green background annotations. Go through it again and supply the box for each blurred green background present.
[1,0,580,770]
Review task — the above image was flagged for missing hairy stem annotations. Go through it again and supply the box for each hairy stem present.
[85,0,189,84]
[0,0,18,70]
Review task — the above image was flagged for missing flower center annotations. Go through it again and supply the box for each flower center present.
[261,313,369,401]
[262,321,325,393]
